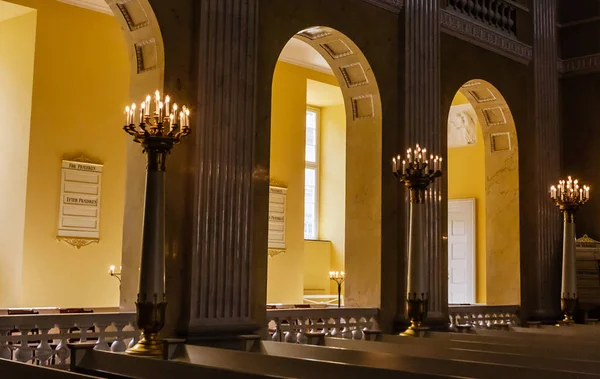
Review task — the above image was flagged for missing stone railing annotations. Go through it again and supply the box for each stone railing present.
[267,308,379,343]
[445,0,520,36]
[0,312,139,368]
[449,305,520,330]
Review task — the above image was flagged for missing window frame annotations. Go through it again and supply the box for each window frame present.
[304,106,320,240]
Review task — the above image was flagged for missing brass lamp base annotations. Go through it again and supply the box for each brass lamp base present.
[400,293,428,337]
[126,332,164,356]
[126,297,167,357]
[556,297,578,326]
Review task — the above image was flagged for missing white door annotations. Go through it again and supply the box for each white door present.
[448,199,476,304]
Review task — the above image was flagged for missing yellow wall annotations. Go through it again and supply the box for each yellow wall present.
[448,92,487,304]
[267,61,339,304]
[4,0,130,308]
[320,104,346,295]
[0,7,37,307]
[303,240,332,295]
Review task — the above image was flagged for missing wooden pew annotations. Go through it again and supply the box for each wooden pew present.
[0,358,98,378]
[259,341,599,379]
[321,337,600,375]
[71,344,446,378]
[375,333,600,362]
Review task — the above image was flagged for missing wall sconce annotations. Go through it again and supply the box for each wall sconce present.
[109,265,122,286]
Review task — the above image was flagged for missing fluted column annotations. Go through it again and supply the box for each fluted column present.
[404,0,445,323]
[189,0,264,336]
[528,0,562,321]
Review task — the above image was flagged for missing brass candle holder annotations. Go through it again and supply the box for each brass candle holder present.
[329,271,345,308]
[550,177,590,325]
[123,91,191,356]
[393,144,442,336]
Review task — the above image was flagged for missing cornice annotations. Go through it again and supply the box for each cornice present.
[440,9,532,65]
[361,0,403,13]
[559,53,600,76]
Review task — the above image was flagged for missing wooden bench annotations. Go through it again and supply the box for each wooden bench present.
[260,340,598,379]
[321,336,600,375]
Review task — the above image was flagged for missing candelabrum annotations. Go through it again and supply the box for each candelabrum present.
[109,265,122,287]
[392,144,442,336]
[550,177,590,325]
[123,90,191,356]
[329,271,345,308]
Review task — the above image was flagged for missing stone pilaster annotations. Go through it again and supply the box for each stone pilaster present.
[527,0,562,321]
[188,0,265,336]
[403,0,445,324]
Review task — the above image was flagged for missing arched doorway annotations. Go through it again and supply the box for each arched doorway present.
[0,0,164,310]
[266,26,383,308]
[446,79,520,306]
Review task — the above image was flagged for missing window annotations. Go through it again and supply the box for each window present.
[304,107,319,239]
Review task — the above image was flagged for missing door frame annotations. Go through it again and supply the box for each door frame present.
[448,198,477,304]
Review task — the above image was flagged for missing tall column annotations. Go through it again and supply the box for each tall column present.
[404,0,445,324]
[188,0,265,337]
[528,0,562,321]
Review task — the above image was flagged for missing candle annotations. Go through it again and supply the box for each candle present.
[173,104,178,123]
[125,106,130,125]
[402,160,406,175]
[407,149,412,163]
[155,90,160,113]
[131,103,136,125]
[185,109,190,126]
[109,265,115,275]
[179,111,184,128]
[145,95,151,115]
[159,101,164,119]
[170,114,174,130]
[392,157,397,172]
[140,102,145,123]
[165,95,170,116]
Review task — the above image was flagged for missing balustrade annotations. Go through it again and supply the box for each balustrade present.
[449,305,520,331]
[446,0,519,36]
[0,312,139,368]
[267,308,379,343]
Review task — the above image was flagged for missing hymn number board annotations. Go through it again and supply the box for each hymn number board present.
[268,186,287,256]
[57,160,103,241]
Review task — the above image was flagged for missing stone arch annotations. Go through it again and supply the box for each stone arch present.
[448,79,521,305]
[269,26,383,307]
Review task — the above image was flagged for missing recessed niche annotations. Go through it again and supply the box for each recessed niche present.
[320,39,353,59]
[491,132,511,152]
[468,88,496,103]
[482,106,507,126]
[135,39,157,73]
[340,63,369,88]
[116,1,149,31]
[297,27,332,40]
[351,94,375,120]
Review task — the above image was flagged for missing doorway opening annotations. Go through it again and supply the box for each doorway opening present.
[447,79,520,306]
[0,0,164,311]
[266,26,382,309]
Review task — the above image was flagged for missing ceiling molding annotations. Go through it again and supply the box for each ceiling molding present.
[559,53,600,76]
[58,0,113,15]
[277,56,333,75]
[440,9,532,65]
[361,0,403,14]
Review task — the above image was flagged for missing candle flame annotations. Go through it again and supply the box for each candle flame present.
[173,103,178,112]
[141,102,145,109]
[146,95,151,102]
[165,95,170,103]
[155,90,160,100]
